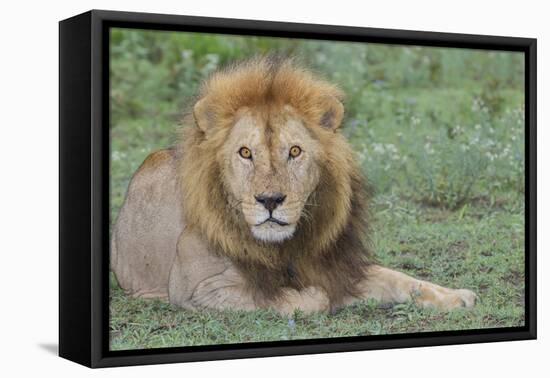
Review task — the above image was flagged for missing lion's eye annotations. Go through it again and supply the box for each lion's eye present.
[239,147,252,159]
[289,145,302,158]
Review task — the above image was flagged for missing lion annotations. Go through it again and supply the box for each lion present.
[111,57,477,315]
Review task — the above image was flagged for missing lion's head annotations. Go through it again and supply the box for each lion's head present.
[217,104,332,243]
[179,58,372,297]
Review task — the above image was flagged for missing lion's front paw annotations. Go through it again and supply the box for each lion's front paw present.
[454,288,478,308]
[413,283,478,310]
[437,288,478,310]
[189,268,256,311]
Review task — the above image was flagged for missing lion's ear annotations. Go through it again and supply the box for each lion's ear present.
[318,96,345,131]
[192,97,213,133]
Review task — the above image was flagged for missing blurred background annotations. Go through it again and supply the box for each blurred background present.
[109,28,525,350]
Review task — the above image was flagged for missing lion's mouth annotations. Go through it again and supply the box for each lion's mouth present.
[255,217,290,226]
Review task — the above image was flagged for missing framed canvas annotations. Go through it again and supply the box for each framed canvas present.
[59,9,536,368]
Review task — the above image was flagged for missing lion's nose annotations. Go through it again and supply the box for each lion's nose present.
[254,193,286,212]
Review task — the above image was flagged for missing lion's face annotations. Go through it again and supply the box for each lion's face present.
[219,105,322,243]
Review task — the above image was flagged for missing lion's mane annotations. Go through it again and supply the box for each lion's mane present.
[177,57,374,308]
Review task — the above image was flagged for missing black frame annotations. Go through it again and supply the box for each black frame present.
[59,9,537,368]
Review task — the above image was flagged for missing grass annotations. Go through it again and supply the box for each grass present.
[109,29,525,350]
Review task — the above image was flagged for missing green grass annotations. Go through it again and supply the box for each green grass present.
[109,29,525,350]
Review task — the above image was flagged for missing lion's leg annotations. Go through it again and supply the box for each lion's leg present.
[131,288,169,300]
[348,265,477,310]
[168,229,329,315]
[190,269,329,316]
[188,268,329,315]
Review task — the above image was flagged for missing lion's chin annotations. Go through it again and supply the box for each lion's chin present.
[251,222,296,243]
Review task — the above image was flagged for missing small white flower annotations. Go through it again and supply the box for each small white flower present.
[112,151,124,161]
[411,116,421,126]
[386,144,397,153]
[373,143,385,154]
[181,50,193,60]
